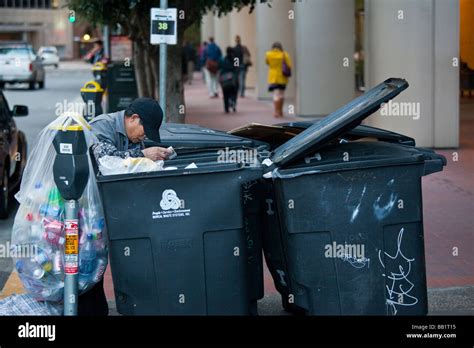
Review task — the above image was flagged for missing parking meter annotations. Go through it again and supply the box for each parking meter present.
[52,122,90,316]
[92,62,108,89]
[80,81,104,121]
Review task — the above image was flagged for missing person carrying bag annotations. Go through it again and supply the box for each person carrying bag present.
[218,47,240,113]
[265,42,293,118]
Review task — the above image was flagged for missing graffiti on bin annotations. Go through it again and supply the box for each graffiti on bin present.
[349,185,367,223]
[373,179,398,221]
[265,198,275,215]
[341,253,370,269]
[378,227,418,315]
[243,180,258,204]
[276,269,287,287]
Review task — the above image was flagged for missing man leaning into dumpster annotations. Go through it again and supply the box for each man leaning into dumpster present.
[78,97,170,316]
[90,97,172,162]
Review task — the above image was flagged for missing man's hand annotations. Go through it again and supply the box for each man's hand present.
[142,147,172,161]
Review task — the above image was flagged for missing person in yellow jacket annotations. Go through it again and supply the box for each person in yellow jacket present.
[265,42,293,118]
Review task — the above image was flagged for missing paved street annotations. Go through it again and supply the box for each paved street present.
[0,61,92,291]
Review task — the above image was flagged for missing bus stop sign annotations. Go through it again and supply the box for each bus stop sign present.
[150,8,178,45]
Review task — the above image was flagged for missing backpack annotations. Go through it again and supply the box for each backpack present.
[219,72,237,90]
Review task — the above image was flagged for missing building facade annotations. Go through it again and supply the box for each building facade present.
[0,0,74,59]
[202,0,466,148]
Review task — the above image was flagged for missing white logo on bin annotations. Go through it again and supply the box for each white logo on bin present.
[153,189,191,219]
[160,190,181,210]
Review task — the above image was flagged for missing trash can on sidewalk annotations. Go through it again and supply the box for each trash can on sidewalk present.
[94,127,269,315]
[251,78,445,315]
[106,62,138,113]
[92,62,108,90]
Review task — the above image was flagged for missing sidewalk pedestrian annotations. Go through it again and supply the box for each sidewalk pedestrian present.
[199,41,208,80]
[183,41,197,85]
[219,47,239,113]
[84,40,106,65]
[265,42,293,118]
[203,37,222,98]
[233,35,252,98]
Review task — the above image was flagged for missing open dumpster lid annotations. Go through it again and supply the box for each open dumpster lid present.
[229,122,415,148]
[146,123,267,150]
[268,78,409,168]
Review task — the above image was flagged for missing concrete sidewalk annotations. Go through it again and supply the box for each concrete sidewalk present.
[185,74,302,130]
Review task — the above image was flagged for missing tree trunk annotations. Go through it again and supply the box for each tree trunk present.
[148,47,160,100]
[145,49,157,100]
[166,43,185,124]
[133,40,150,98]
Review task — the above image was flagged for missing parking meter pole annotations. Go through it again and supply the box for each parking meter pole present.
[159,0,168,123]
[64,199,79,316]
[80,81,104,121]
[51,121,90,316]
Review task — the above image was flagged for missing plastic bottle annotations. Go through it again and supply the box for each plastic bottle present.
[91,218,107,257]
[91,258,107,283]
[16,259,45,280]
[79,233,97,277]
[52,250,63,275]
[24,182,45,222]
[40,187,64,220]
[29,182,45,205]
[29,221,44,243]
[34,248,53,272]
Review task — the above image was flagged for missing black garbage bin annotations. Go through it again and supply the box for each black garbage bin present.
[106,62,138,113]
[255,78,446,315]
[156,123,270,314]
[95,126,269,315]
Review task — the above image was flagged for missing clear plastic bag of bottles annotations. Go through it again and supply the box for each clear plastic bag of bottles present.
[11,112,108,302]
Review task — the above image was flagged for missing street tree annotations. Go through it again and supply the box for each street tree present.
[67,0,259,123]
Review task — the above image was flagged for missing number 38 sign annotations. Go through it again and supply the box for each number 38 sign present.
[150,8,178,45]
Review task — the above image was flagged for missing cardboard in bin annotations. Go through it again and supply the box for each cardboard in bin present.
[229,123,416,149]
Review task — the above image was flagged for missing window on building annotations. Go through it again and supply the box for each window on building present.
[0,0,53,8]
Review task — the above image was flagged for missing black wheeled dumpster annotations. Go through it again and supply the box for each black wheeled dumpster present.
[235,78,446,315]
[95,126,269,315]
[157,123,269,314]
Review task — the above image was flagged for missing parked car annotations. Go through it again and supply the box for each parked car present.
[0,42,45,90]
[0,90,28,218]
[38,46,60,68]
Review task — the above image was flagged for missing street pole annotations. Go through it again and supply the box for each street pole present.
[159,0,168,123]
[103,25,110,58]
[64,200,79,316]
[52,120,90,316]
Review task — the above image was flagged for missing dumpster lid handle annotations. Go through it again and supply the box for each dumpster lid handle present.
[269,78,409,168]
